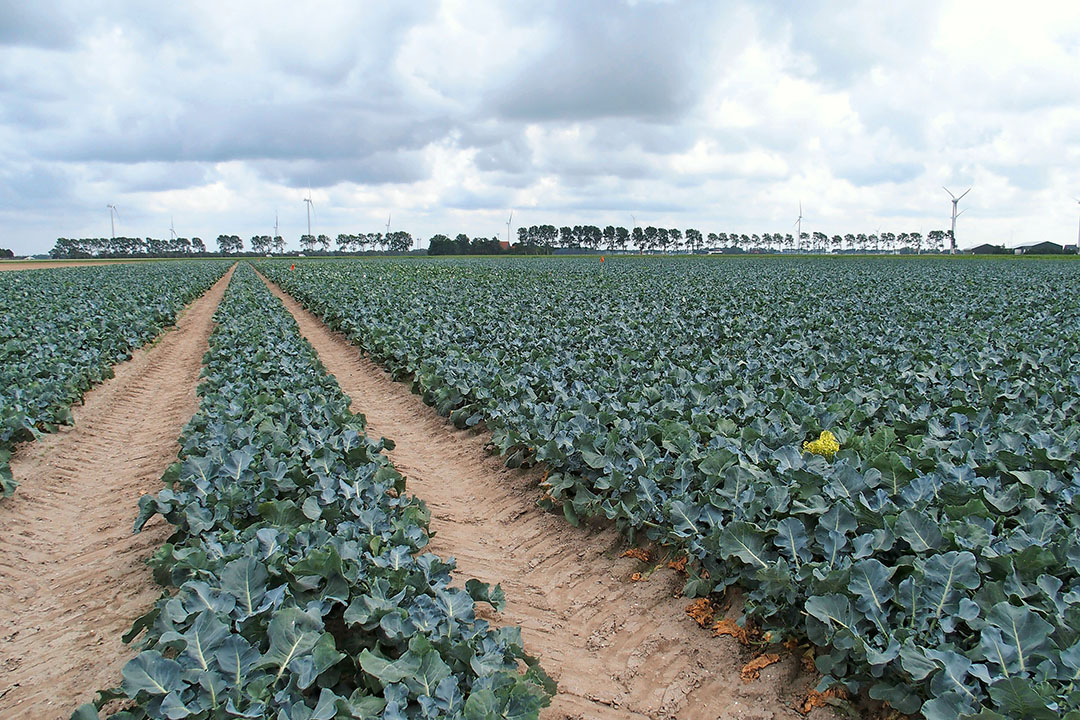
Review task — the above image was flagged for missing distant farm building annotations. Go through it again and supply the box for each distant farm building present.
[966,243,1007,254]
[1014,241,1066,255]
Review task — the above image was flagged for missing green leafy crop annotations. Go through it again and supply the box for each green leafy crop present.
[261,255,1080,718]
[76,264,553,720]
[0,261,230,497]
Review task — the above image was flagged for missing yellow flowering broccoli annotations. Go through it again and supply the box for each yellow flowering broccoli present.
[803,430,840,459]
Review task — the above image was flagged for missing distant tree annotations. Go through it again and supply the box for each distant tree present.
[192,237,206,253]
[926,230,944,253]
[644,226,658,252]
[615,226,630,252]
[272,236,284,254]
[535,225,558,251]
[632,227,645,253]
[571,225,584,247]
[583,225,602,250]
[427,234,453,255]
[654,228,667,253]
[602,225,616,250]
[299,234,317,253]
[559,226,574,248]
[250,235,271,254]
[685,228,702,253]
[0,248,13,258]
[388,231,413,253]
[669,228,683,252]
[909,232,923,254]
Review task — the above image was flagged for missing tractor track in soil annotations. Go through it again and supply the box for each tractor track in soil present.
[0,266,235,719]
[259,271,828,720]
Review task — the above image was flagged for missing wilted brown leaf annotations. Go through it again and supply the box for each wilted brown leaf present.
[740,653,781,681]
[621,548,651,562]
[799,687,848,714]
[684,598,715,627]
[712,617,758,646]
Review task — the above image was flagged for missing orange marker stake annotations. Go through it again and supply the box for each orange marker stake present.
[290,263,295,270]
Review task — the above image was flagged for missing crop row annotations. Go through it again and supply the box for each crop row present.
[75,264,552,720]
[0,261,231,497]
[260,256,1080,719]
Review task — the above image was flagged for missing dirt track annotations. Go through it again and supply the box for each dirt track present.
[260,273,827,720]
[0,267,234,719]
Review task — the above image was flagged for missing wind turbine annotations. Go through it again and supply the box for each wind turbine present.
[304,191,315,238]
[107,204,119,239]
[506,210,513,246]
[793,202,804,253]
[169,216,177,241]
[273,209,281,254]
[1074,198,1080,254]
[943,186,971,254]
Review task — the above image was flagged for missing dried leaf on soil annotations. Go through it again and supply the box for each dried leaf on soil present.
[621,548,651,562]
[799,687,848,714]
[685,598,715,627]
[712,617,758,645]
[740,653,781,681]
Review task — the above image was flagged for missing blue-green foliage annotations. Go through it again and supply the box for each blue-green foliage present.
[260,256,1080,718]
[75,265,552,720]
[0,261,230,497]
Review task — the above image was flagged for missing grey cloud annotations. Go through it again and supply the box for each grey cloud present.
[102,162,212,194]
[757,3,939,87]
[0,1,80,49]
[486,1,720,122]
[253,151,429,188]
[36,100,450,166]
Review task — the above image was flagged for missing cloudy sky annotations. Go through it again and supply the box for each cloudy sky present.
[2,0,1079,254]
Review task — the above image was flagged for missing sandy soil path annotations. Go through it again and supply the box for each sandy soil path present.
[0,266,234,719]
[260,272,825,720]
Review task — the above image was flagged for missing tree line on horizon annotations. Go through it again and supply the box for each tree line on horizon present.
[49,231,418,258]
[47,225,955,259]
[507,224,954,254]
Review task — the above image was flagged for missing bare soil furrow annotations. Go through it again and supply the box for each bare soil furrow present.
[260,273,825,720]
[0,266,234,720]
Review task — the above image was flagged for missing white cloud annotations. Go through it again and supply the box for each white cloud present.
[0,0,1078,254]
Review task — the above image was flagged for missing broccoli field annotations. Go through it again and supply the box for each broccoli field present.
[0,262,231,497]
[259,255,1080,719]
